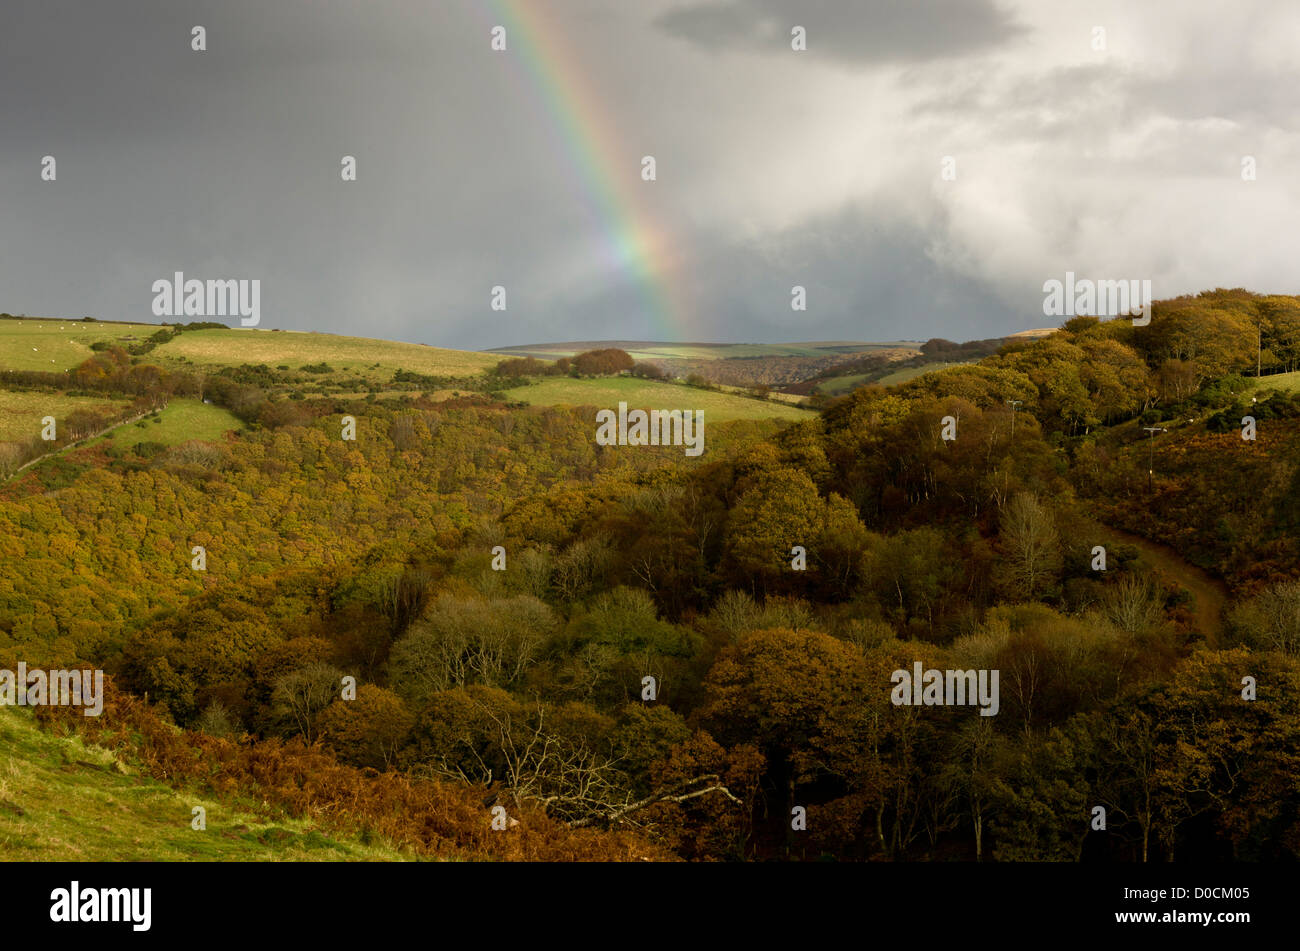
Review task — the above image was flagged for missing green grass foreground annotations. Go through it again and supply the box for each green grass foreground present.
[0,707,414,861]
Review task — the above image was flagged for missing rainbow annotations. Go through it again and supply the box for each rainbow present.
[480,0,688,338]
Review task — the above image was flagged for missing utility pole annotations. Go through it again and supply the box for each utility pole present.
[1007,399,1023,438]
[1142,426,1167,493]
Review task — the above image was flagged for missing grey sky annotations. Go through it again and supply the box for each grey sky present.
[2,0,1297,350]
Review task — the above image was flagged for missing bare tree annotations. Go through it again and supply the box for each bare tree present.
[427,692,739,829]
[1102,573,1164,634]
[998,492,1062,599]
[1233,581,1300,655]
[272,662,344,744]
[390,594,553,699]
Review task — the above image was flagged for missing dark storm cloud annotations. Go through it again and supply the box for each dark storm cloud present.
[655,0,1025,64]
[555,202,1021,346]
[0,0,566,346]
[1,1,1297,350]
[0,1,447,143]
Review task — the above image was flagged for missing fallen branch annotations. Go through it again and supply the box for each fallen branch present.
[570,774,741,828]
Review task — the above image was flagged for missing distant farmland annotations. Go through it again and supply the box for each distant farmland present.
[154,329,500,379]
[0,318,158,372]
[501,376,818,422]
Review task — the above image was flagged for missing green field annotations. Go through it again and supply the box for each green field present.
[876,361,962,385]
[502,376,817,421]
[0,707,410,861]
[303,389,466,401]
[817,373,874,396]
[1253,370,1300,393]
[0,390,132,442]
[0,319,158,372]
[155,328,499,379]
[0,318,501,381]
[107,398,242,447]
[710,382,811,406]
[817,360,966,395]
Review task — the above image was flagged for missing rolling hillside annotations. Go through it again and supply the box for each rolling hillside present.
[100,399,242,448]
[1251,369,1300,393]
[0,318,158,372]
[501,376,818,421]
[2,292,1300,866]
[153,328,499,380]
[0,318,499,381]
[490,340,924,389]
[0,707,413,862]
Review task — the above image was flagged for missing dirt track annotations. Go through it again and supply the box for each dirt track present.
[1084,518,1229,645]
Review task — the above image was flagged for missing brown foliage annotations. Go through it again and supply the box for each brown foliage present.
[37,679,670,862]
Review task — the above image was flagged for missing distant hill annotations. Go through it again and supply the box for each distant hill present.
[789,329,1061,397]
[0,317,499,380]
[489,341,925,388]
[487,340,920,361]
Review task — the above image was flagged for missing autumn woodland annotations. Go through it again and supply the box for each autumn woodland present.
[1,290,1297,863]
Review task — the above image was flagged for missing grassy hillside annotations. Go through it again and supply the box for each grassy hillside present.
[153,328,499,380]
[708,382,812,406]
[0,319,156,372]
[815,372,873,396]
[814,362,951,395]
[0,707,411,862]
[104,398,242,447]
[875,361,964,386]
[814,360,975,396]
[0,390,132,441]
[502,376,818,421]
[1253,369,1300,393]
[0,319,500,381]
